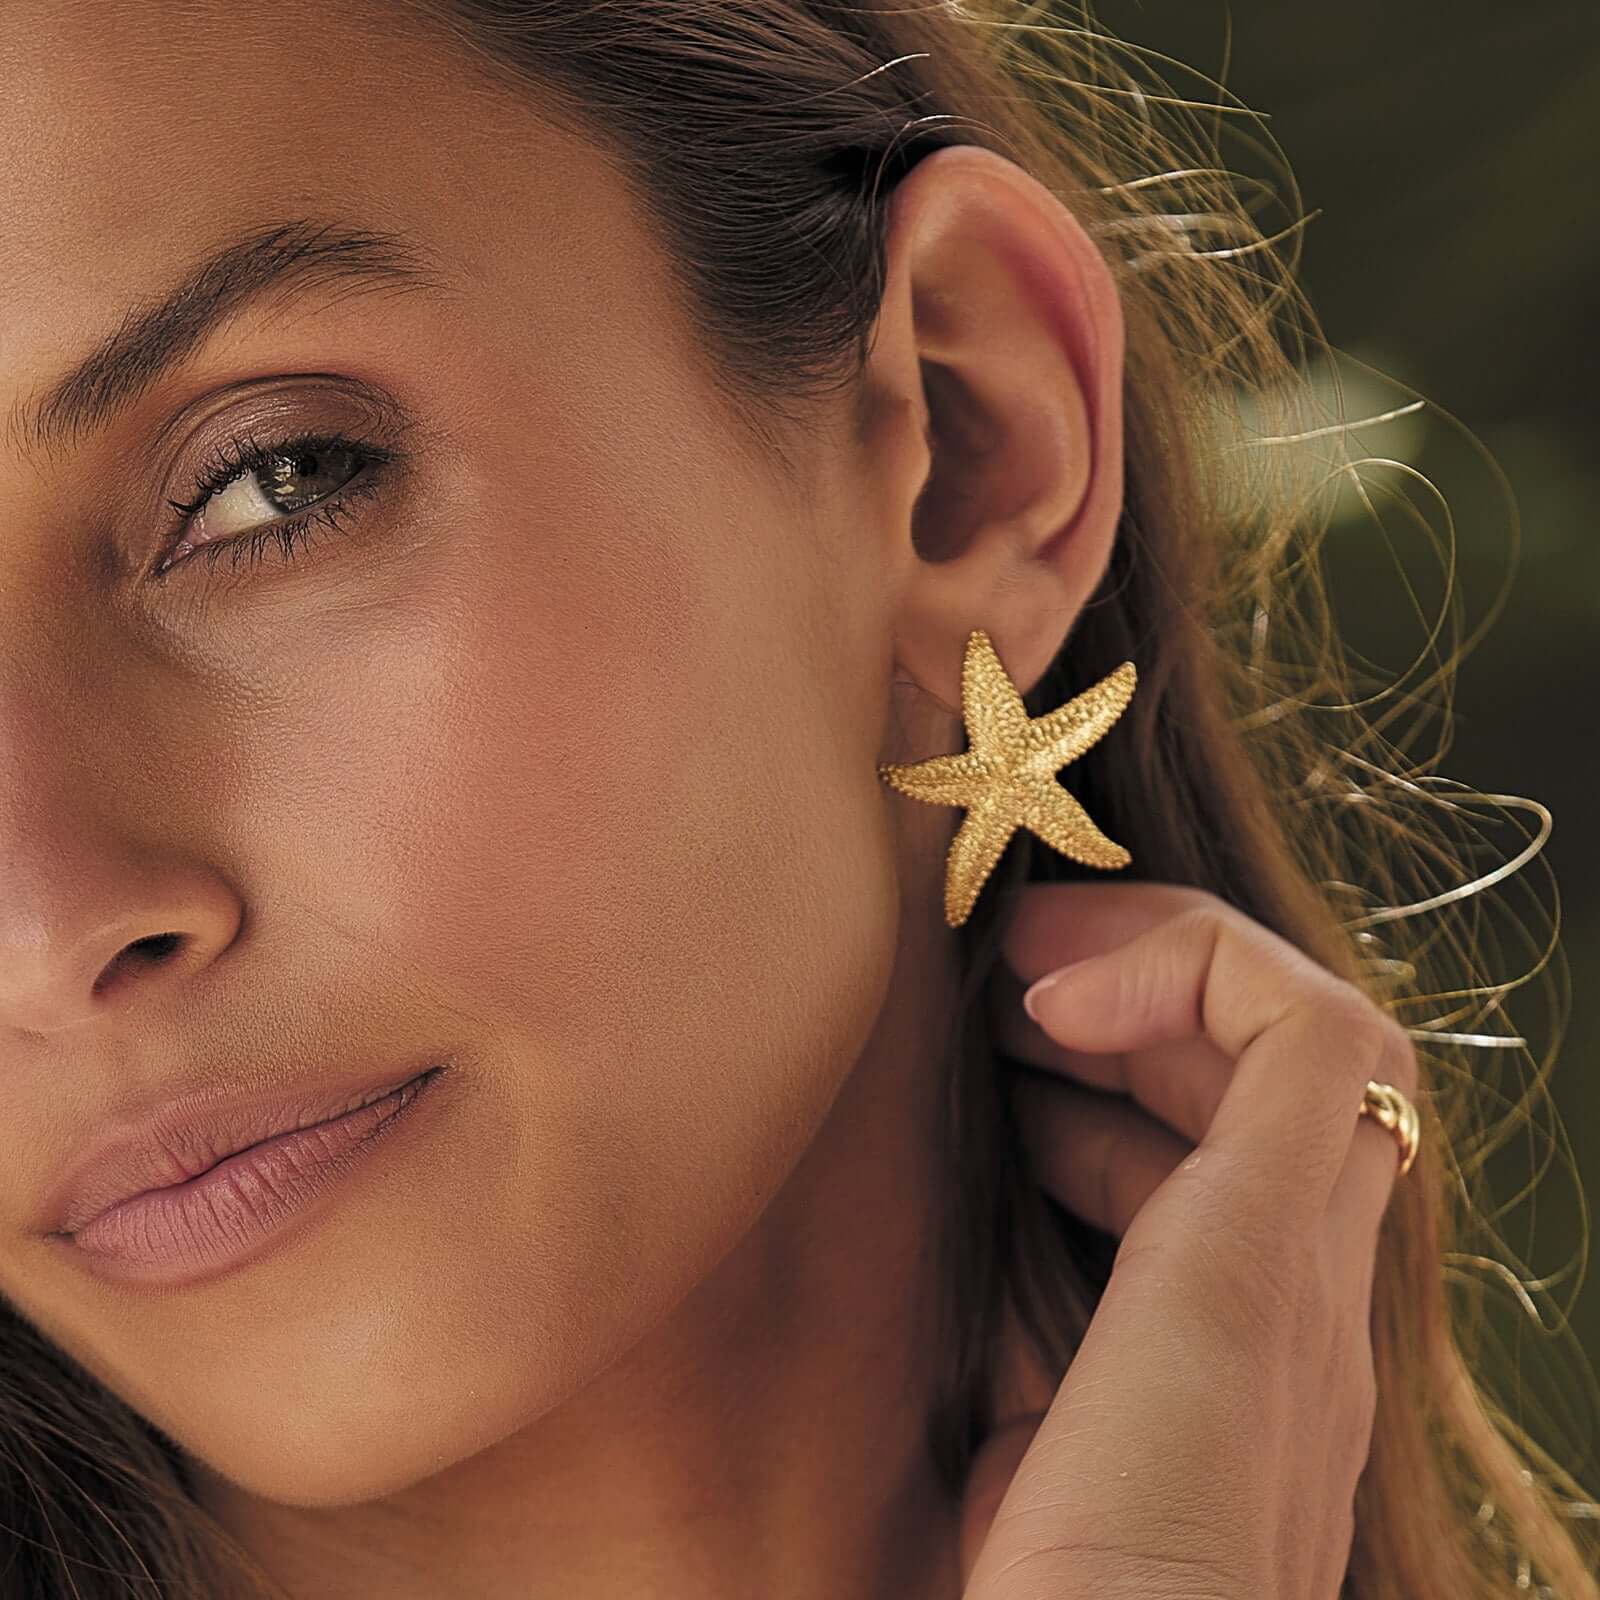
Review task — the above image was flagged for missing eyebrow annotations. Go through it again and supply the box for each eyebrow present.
[8,218,457,466]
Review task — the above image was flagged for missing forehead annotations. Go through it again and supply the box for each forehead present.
[0,0,623,403]
[2,1,459,248]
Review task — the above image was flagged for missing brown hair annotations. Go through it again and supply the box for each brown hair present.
[3,2,1595,1594]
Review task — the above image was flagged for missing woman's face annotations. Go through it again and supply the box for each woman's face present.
[0,0,950,1515]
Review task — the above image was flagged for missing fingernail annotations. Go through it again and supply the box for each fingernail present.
[1022,971,1064,1023]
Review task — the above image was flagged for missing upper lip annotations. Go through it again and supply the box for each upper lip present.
[40,1054,447,1238]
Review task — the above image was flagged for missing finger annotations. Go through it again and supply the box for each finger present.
[999,962,1408,1283]
[1325,1064,1420,1275]
[1010,1069,1194,1237]
[1020,902,1406,1233]
[997,878,1223,986]
[957,1412,1048,1590]
[988,962,1234,1145]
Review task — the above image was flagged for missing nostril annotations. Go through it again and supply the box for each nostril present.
[91,933,187,998]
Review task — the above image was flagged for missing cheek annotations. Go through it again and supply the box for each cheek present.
[132,461,901,1504]
[368,481,898,1239]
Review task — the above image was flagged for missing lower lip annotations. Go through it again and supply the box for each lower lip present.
[53,1066,448,1288]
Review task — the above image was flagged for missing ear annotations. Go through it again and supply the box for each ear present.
[858,142,1125,721]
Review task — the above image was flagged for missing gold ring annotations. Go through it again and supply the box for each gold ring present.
[1358,1079,1420,1177]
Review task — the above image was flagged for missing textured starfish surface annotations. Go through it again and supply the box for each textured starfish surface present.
[877,628,1137,927]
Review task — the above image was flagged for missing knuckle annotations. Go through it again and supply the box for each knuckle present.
[1114,914,1213,1026]
[1165,902,1228,970]
[1361,1008,1419,1097]
[1169,894,1230,936]
[1312,981,1415,1089]
[1373,1013,1420,1096]
[1166,883,1230,918]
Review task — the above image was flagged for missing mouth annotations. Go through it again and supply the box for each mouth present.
[43,1056,454,1239]
[50,1063,452,1286]
[89,1070,436,1222]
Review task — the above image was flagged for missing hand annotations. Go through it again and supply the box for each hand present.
[955,880,1419,1599]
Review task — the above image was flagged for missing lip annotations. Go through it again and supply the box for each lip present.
[41,1057,452,1258]
[47,1064,448,1287]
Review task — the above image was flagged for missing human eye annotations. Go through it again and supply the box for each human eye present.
[155,425,400,582]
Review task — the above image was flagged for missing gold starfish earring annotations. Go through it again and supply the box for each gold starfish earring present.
[877,628,1137,928]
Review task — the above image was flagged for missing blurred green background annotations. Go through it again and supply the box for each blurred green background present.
[1096,0,1598,1481]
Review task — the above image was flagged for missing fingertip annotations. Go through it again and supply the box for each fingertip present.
[1023,961,1085,1022]
[1022,974,1058,1023]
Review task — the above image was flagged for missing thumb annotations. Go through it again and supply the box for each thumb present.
[957,1412,1049,1590]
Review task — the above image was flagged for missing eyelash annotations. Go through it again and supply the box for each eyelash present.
[158,426,398,581]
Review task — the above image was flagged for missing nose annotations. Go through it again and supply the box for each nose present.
[0,594,246,1037]
[0,862,243,1037]
[0,681,244,1036]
